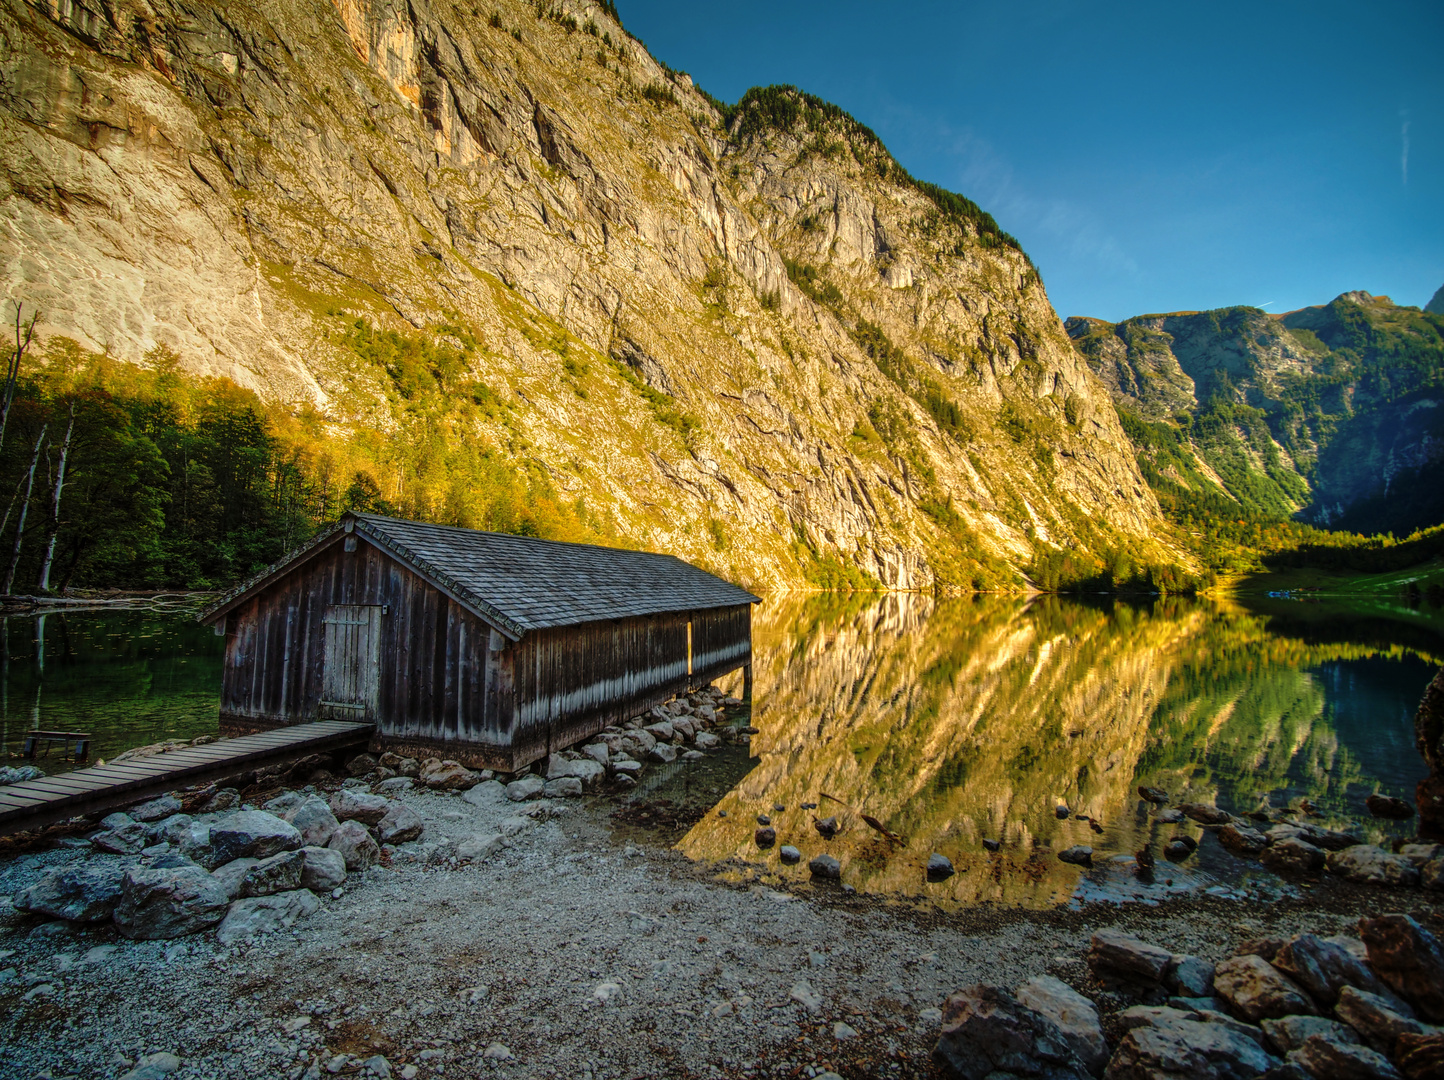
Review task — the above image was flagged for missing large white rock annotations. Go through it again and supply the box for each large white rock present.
[933,984,1093,1080]
[14,863,129,922]
[1213,954,1316,1021]
[327,820,380,871]
[299,846,348,891]
[1326,845,1421,887]
[113,865,230,939]
[237,850,306,898]
[329,789,390,826]
[206,810,302,868]
[1015,975,1108,1074]
[505,775,545,802]
[283,797,340,847]
[1106,1005,1277,1079]
[216,888,320,944]
[376,801,424,844]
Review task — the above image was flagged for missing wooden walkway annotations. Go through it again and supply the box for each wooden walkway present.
[0,720,374,835]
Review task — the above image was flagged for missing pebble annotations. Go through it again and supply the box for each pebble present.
[481,1043,514,1060]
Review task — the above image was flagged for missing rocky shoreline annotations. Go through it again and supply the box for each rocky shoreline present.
[1,685,1442,1080]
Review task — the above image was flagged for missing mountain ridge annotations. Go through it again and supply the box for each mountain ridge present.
[0,0,1180,592]
[1068,291,1444,536]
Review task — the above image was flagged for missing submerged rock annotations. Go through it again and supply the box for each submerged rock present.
[926,853,955,882]
[1261,837,1326,874]
[1218,823,1268,858]
[1058,845,1093,868]
[1177,803,1233,826]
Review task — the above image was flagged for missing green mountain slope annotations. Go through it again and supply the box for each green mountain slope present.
[1068,293,1444,536]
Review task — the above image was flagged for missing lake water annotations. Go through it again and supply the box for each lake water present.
[0,610,223,768]
[667,593,1440,908]
[2,594,1438,909]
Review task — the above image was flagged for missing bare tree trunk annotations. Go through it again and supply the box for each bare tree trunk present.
[1,303,38,455]
[36,405,74,593]
[3,426,46,595]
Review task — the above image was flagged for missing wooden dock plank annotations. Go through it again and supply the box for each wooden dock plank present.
[0,721,373,835]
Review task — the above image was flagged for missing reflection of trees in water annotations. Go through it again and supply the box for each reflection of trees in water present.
[677,593,1428,907]
[0,612,222,765]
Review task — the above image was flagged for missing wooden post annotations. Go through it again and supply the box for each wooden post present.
[742,663,753,704]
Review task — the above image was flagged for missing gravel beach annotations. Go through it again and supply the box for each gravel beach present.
[3,771,1440,1080]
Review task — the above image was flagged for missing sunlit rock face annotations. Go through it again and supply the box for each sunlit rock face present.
[679,595,1436,907]
[0,0,1167,590]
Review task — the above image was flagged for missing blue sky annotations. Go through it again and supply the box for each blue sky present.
[617,1,1443,322]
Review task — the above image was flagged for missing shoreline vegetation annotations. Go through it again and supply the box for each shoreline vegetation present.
[0,315,1438,605]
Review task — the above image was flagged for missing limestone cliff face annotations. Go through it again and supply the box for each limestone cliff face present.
[0,0,1166,589]
[1069,294,1444,532]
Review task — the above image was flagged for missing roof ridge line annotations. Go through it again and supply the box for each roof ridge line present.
[351,511,687,563]
[352,518,528,639]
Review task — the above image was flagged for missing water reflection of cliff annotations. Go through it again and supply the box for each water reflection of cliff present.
[678,594,1437,908]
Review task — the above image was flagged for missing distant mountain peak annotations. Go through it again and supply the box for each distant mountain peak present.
[1428,284,1444,315]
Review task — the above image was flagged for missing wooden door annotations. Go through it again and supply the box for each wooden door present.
[319,605,382,720]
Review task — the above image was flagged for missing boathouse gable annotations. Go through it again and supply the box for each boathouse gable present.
[199,513,759,772]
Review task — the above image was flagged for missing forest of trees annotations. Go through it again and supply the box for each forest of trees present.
[0,305,606,593]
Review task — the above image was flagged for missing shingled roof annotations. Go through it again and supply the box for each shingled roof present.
[200,512,760,639]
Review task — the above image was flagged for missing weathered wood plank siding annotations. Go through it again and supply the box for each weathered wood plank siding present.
[219,537,501,755]
[691,604,752,683]
[511,612,690,760]
[508,604,752,760]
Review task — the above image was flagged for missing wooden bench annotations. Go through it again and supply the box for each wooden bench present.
[21,730,92,762]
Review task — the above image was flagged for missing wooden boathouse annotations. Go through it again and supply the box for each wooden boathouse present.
[198,513,759,771]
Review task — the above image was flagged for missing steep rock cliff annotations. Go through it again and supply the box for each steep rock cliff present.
[0,0,1167,589]
[1069,293,1444,534]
